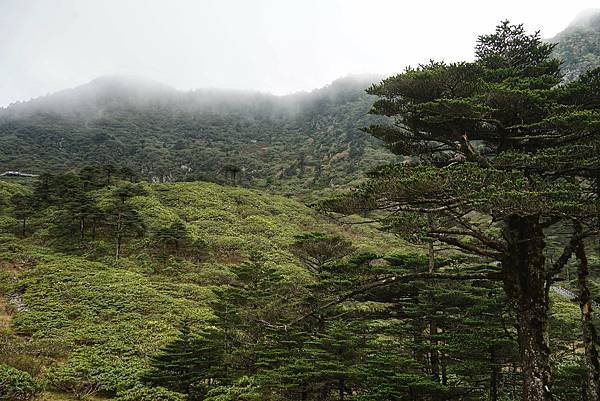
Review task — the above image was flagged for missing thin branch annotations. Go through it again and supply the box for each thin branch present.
[429,233,503,259]
[431,221,507,253]
[547,228,600,280]
[446,209,507,252]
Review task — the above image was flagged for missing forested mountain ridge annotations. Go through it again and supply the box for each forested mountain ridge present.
[2,9,600,194]
[551,8,600,81]
[0,74,398,193]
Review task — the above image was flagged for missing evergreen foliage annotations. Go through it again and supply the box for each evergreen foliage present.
[0,14,599,401]
[144,324,226,399]
[115,385,187,401]
[0,364,41,401]
[322,20,600,401]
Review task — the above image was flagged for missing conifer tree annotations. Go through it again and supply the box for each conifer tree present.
[323,21,600,400]
[290,232,355,275]
[144,324,227,400]
[153,222,191,256]
[10,193,35,237]
[105,185,146,259]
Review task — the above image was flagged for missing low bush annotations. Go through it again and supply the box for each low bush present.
[0,363,41,401]
[115,385,187,401]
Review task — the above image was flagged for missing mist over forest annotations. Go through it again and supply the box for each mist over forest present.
[0,73,395,193]
[1,3,600,401]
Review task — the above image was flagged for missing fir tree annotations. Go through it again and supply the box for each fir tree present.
[105,185,146,259]
[290,232,356,275]
[323,21,600,400]
[10,193,35,237]
[144,323,226,400]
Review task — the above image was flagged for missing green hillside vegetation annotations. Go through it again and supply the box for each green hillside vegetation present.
[0,76,398,195]
[0,14,599,401]
[0,164,596,401]
[0,170,408,401]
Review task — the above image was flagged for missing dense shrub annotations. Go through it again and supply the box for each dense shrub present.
[203,377,263,401]
[0,364,41,401]
[47,361,102,399]
[46,348,148,398]
[115,385,187,401]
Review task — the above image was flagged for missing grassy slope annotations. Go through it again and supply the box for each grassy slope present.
[0,179,404,400]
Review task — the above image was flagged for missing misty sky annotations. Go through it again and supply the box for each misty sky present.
[0,0,598,106]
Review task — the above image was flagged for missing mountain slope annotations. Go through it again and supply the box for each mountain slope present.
[551,9,600,81]
[4,13,599,194]
[0,75,397,194]
[0,178,403,400]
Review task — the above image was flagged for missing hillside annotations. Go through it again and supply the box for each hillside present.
[0,172,593,401]
[0,174,405,401]
[0,75,398,194]
[3,11,599,195]
[552,8,600,81]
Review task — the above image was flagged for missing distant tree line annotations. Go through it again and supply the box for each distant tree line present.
[6,164,207,263]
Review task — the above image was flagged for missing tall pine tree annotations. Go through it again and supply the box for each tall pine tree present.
[323,21,600,400]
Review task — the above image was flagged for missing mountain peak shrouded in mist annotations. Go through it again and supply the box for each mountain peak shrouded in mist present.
[565,8,600,30]
[0,70,392,189]
[0,72,389,189]
[1,74,179,117]
[86,75,176,95]
[0,9,598,186]
[551,8,600,81]
[0,73,382,118]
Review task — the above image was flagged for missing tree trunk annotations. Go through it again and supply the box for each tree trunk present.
[490,347,499,401]
[441,348,447,386]
[339,378,345,401]
[427,239,440,384]
[321,385,329,400]
[21,218,26,237]
[502,215,552,401]
[429,317,440,383]
[115,213,123,260]
[116,235,122,260]
[428,240,435,273]
[575,223,600,401]
[413,327,426,367]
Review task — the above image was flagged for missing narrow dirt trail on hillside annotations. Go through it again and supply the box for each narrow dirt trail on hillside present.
[0,297,11,329]
[0,258,32,331]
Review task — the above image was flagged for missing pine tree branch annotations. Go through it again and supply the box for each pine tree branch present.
[429,233,503,259]
[289,271,503,326]
[444,211,508,252]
